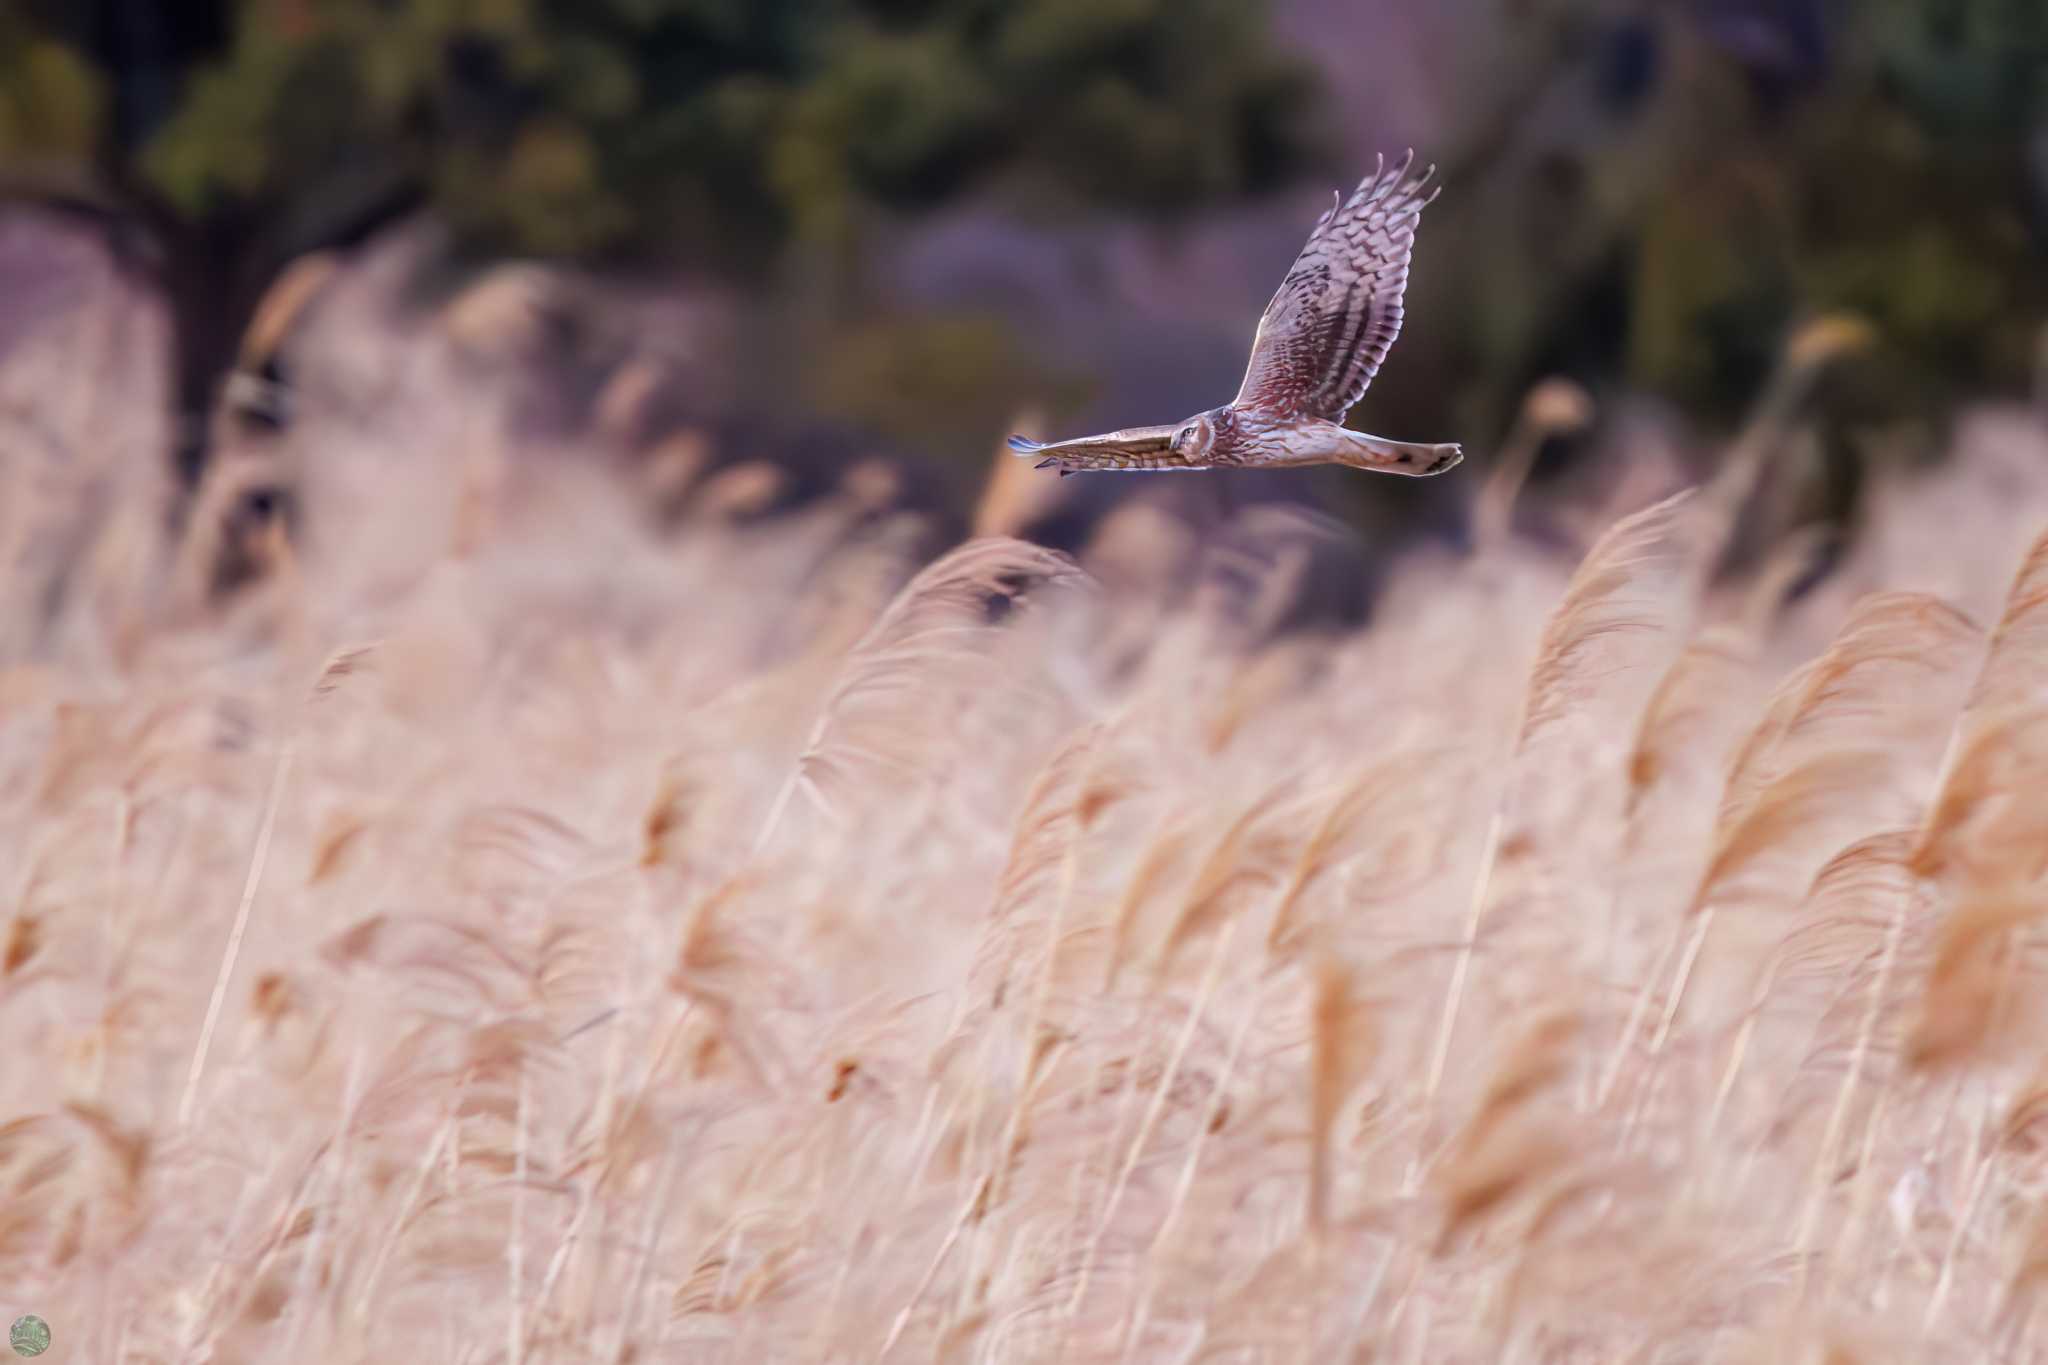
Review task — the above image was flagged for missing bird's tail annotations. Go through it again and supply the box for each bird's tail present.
[1336,433,1463,477]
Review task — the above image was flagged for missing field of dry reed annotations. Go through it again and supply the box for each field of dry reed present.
[7,231,2048,1363]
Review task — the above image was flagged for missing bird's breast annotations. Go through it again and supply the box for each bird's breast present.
[1214,409,1301,464]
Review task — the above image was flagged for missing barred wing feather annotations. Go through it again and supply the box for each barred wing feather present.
[1232,150,1439,424]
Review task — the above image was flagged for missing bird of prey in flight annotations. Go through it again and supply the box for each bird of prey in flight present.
[1008,151,1460,479]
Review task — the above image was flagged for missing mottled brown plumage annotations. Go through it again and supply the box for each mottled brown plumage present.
[1009,151,1461,479]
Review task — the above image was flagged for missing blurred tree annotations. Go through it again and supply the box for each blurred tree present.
[1,0,1323,485]
[1403,0,2047,454]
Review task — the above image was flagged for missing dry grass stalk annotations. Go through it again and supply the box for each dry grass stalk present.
[1627,592,1978,1068]
[1639,750,1896,1062]
[754,536,1088,852]
[1788,847,1914,1291]
[179,737,296,1128]
[1428,489,1696,1112]
[1710,830,1915,1130]
[1471,378,1596,551]
[1069,916,1241,1325]
[2003,1198,2048,1330]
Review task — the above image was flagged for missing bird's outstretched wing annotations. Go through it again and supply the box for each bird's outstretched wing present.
[1232,150,1439,424]
[1005,428,1203,476]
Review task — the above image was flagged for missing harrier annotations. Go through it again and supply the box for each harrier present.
[1008,151,1460,479]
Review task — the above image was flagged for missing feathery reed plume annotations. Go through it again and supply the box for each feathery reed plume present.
[1718,593,1976,829]
[1640,750,1895,1060]
[642,429,714,511]
[1905,530,2048,887]
[691,460,788,523]
[976,721,1118,1015]
[1426,488,1694,1109]
[1690,751,1898,920]
[1155,779,1297,979]
[1902,529,2048,884]
[1308,957,1375,1233]
[1905,885,2048,1070]
[3,911,39,976]
[667,874,793,1086]
[1471,377,1595,551]
[307,808,373,884]
[1433,1011,1580,1251]
[1962,526,2048,717]
[440,263,562,357]
[14,252,2048,1359]
[1618,593,1981,1069]
[1624,626,1756,816]
[238,250,340,371]
[990,723,1108,924]
[640,768,694,868]
[451,438,504,559]
[1786,839,1921,1283]
[182,642,377,1127]
[753,537,1089,854]
[310,643,379,700]
[1712,830,1915,1124]
[1266,748,1454,955]
[2001,1057,2048,1154]
[1623,528,1822,822]
[1518,489,1696,749]
[591,355,662,446]
[1910,707,2048,884]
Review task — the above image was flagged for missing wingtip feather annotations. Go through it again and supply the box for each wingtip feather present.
[1007,434,1044,454]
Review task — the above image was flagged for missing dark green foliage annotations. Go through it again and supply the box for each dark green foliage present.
[1406,0,2047,451]
[17,0,1322,269]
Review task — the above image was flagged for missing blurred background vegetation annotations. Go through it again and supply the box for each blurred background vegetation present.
[1,0,2044,531]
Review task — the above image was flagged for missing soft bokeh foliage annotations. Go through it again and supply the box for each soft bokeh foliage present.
[51,0,1322,265]
[1410,0,2047,447]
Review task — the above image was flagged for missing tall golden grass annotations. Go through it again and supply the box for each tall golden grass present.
[7,245,2048,1362]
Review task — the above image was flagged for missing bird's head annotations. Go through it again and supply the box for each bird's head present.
[1169,411,1220,460]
